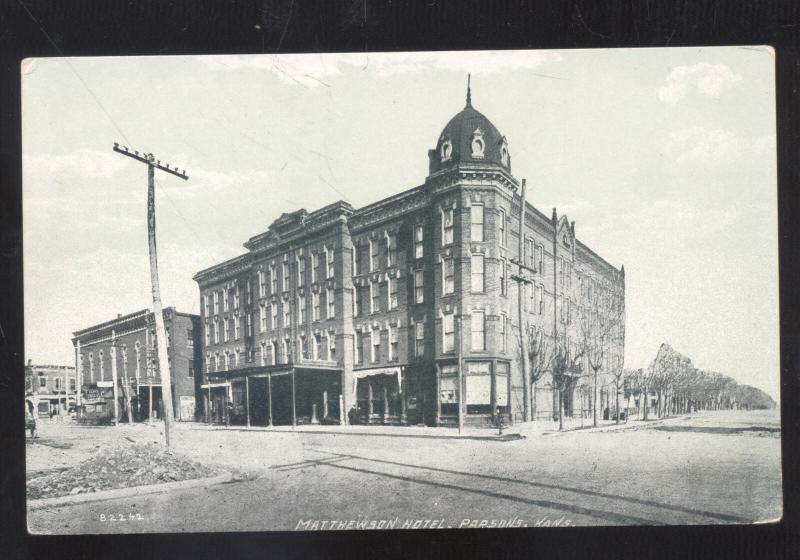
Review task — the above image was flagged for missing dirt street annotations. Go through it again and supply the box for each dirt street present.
[27,409,781,533]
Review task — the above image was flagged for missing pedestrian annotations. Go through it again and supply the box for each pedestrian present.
[26,400,37,439]
[347,405,359,426]
[225,401,233,428]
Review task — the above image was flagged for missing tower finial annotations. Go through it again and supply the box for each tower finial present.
[466,74,472,107]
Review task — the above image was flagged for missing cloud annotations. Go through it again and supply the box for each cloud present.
[195,51,561,88]
[24,148,131,178]
[157,166,271,201]
[666,128,776,163]
[658,63,742,103]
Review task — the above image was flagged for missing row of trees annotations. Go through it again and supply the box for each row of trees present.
[623,343,776,421]
[520,293,775,429]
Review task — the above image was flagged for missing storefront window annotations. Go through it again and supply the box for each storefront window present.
[440,365,459,416]
[466,361,492,415]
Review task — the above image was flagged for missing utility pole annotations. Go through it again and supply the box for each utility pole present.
[110,330,119,425]
[509,179,535,422]
[75,339,81,417]
[113,143,188,447]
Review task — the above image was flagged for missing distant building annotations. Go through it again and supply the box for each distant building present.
[24,361,77,418]
[72,308,202,422]
[193,86,625,427]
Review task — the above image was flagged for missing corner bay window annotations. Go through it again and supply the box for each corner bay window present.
[442,208,454,246]
[443,313,455,352]
[471,310,485,351]
[470,254,484,292]
[471,203,484,242]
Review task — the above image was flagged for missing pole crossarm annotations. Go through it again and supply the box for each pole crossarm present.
[113,143,189,180]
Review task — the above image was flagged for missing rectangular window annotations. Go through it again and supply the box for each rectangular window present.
[204,294,210,316]
[298,296,306,324]
[298,253,306,287]
[325,288,336,319]
[234,284,240,309]
[54,378,62,391]
[370,239,379,272]
[270,264,277,294]
[188,360,195,378]
[537,284,544,314]
[354,285,363,317]
[282,260,290,291]
[500,259,507,296]
[247,313,253,337]
[214,291,220,314]
[371,328,380,363]
[284,302,291,328]
[498,208,506,246]
[329,335,336,360]
[247,279,252,304]
[234,315,240,339]
[389,328,398,361]
[443,258,455,295]
[39,375,47,388]
[187,329,194,347]
[213,319,219,343]
[388,277,398,309]
[414,225,424,259]
[312,252,319,283]
[327,247,335,278]
[523,238,531,266]
[443,313,455,353]
[559,257,564,286]
[471,311,485,351]
[260,305,266,332]
[271,304,278,330]
[471,254,485,292]
[386,234,396,267]
[536,244,544,274]
[471,203,484,242]
[312,292,320,321]
[500,313,507,352]
[414,270,424,303]
[223,317,229,342]
[258,270,265,297]
[355,332,363,364]
[415,322,425,357]
[205,322,210,345]
[70,378,76,391]
[223,289,230,312]
[354,245,363,275]
[566,262,572,290]
[371,281,380,313]
[442,208,454,246]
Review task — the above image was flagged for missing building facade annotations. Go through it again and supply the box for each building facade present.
[193,88,625,427]
[24,362,77,418]
[72,308,202,422]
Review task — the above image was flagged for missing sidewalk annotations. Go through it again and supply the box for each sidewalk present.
[190,422,523,441]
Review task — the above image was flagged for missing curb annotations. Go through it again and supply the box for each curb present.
[28,471,234,510]
[192,425,524,442]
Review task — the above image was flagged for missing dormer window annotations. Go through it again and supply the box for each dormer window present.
[440,138,453,162]
[471,128,485,158]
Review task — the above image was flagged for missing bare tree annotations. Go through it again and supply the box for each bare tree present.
[550,337,585,431]
[524,326,553,421]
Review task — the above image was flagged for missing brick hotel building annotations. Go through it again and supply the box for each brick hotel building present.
[193,87,625,427]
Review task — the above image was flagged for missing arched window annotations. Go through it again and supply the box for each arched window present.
[471,129,485,158]
[99,349,105,380]
[440,138,452,161]
[89,352,94,382]
[134,341,141,380]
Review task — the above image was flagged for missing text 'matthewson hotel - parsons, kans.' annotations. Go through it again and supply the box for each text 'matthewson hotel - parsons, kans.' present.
[193,84,625,428]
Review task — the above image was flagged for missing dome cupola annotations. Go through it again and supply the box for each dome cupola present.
[428,76,511,175]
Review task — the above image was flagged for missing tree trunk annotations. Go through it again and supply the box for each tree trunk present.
[558,388,563,431]
[593,368,598,427]
[615,386,620,424]
[531,381,537,421]
[643,386,648,420]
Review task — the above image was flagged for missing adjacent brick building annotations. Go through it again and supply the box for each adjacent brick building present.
[72,308,202,422]
[193,87,625,427]
[24,362,77,418]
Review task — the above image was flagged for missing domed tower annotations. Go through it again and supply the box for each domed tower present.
[427,76,512,177]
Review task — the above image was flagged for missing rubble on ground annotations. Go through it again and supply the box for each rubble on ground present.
[27,441,218,500]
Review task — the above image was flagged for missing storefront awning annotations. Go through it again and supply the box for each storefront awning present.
[354,366,402,387]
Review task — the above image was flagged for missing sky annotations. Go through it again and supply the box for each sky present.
[21,47,779,400]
